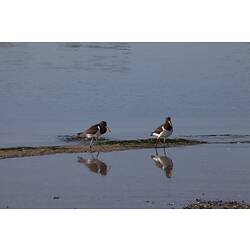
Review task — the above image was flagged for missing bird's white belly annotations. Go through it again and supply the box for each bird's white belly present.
[86,130,101,139]
[85,134,95,139]
[153,129,173,138]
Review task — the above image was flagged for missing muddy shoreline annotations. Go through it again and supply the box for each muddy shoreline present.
[0,138,205,159]
[184,199,250,209]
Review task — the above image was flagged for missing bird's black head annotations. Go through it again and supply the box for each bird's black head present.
[165,117,173,127]
[165,117,171,123]
[99,121,107,127]
[99,121,111,132]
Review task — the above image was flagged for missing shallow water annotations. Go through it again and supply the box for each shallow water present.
[1,43,250,147]
[0,143,250,208]
[1,43,250,208]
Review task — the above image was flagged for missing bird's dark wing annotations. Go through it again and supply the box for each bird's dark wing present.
[84,124,99,134]
[153,123,164,134]
[77,124,99,136]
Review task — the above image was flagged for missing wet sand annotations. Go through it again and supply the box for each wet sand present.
[0,138,205,159]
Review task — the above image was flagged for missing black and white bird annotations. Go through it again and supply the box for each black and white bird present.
[151,117,173,147]
[77,121,111,150]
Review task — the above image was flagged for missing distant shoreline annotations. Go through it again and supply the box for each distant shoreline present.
[0,138,205,159]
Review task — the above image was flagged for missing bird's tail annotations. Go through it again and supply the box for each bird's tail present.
[77,132,85,137]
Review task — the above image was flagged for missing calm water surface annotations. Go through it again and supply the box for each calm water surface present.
[0,143,250,208]
[1,43,250,147]
[1,43,250,208]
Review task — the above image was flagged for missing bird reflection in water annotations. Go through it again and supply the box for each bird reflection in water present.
[77,152,111,176]
[151,148,173,178]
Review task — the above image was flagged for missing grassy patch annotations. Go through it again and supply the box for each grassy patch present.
[97,137,206,145]
[60,135,206,145]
